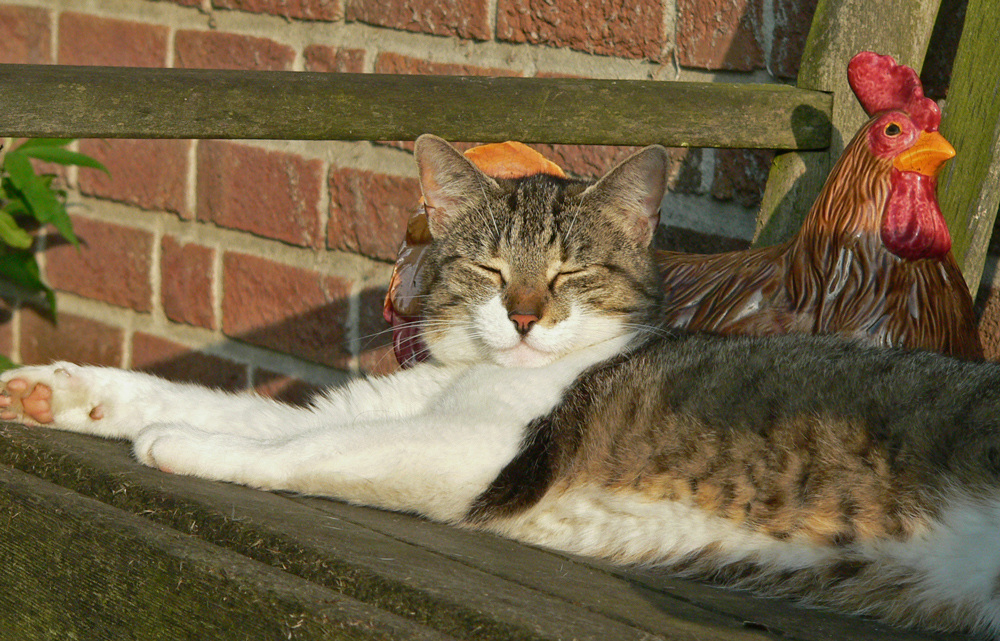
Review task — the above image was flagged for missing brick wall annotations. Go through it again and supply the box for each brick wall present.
[0,0,988,397]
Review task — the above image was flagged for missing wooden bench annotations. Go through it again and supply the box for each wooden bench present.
[1,0,998,638]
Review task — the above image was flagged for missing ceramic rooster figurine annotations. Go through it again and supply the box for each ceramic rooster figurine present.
[384,51,982,367]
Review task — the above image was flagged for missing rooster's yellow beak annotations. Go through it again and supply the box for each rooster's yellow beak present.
[893,130,956,176]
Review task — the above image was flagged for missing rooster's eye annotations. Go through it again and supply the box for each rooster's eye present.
[885,123,902,136]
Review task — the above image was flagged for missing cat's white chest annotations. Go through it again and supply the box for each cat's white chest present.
[422,334,632,424]
[428,363,570,423]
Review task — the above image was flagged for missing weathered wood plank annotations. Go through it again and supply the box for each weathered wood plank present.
[0,423,763,641]
[299,497,952,641]
[0,422,964,641]
[0,465,454,641]
[936,0,1000,293]
[0,64,831,149]
[753,0,941,245]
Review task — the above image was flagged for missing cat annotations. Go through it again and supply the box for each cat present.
[4,134,1000,637]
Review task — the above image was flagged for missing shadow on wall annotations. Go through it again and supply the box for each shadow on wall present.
[139,282,398,406]
[9,280,396,407]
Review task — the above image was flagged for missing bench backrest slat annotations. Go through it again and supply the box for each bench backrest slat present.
[0,64,831,150]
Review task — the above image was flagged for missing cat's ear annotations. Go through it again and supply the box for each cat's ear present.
[581,145,668,247]
[414,134,498,237]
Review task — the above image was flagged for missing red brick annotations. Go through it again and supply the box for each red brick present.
[516,144,702,194]
[58,13,167,67]
[252,369,324,406]
[768,0,817,78]
[346,0,489,40]
[0,6,50,64]
[131,332,247,390]
[374,52,519,77]
[174,30,295,71]
[161,236,216,330]
[0,301,13,361]
[526,144,641,180]
[212,0,341,21]
[357,285,398,375]
[78,139,190,216]
[45,216,154,312]
[676,0,763,71]
[304,45,365,73]
[328,167,419,261]
[222,253,351,368]
[20,310,122,367]
[197,141,323,248]
[497,0,664,60]
[711,148,775,208]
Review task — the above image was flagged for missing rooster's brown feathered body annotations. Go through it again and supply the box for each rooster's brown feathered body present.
[656,109,982,359]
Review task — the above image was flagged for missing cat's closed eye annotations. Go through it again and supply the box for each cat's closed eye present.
[551,268,587,289]
[471,263,505,287]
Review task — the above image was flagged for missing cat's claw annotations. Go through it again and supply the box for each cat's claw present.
[0,363,106,430]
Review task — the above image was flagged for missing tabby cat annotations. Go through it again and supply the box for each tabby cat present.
[4,134,1000,637]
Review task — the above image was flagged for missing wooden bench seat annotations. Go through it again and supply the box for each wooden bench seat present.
[0,422,963,640]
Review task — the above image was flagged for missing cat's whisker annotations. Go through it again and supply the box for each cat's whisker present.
[619,322,675,340]
[563,194,584,245]
[358,326,400,343]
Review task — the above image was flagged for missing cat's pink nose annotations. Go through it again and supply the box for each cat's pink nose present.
[509,313,538,335]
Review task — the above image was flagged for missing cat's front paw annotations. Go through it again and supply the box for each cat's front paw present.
[0,363,106,430]
[135,424,248,483]
[134,423,189,473]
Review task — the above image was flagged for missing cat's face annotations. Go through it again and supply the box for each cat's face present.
[413,135,667,368]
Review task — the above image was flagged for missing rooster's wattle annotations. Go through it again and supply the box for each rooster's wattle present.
[384,51,982,367]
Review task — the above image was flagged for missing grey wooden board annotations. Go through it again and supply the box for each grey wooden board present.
[0,421,967,641]
[0,465,456,641]
[935,0,1000,293]
[298,497,959,641]
[752,0,941,246]
[0,64,831,149]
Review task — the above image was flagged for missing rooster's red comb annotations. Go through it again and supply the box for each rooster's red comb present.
[847,51,940,131]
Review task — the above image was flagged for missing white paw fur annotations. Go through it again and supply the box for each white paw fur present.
[0,362,112,433]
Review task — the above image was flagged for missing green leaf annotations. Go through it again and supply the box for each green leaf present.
[1,191,30,218]
[0,250,55,312]
[14,138,73,150]
[0,354,18,372]
[17,146,108,173]
[0,211,33,249]
[46,210,79,248]
[3,153,78,246]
